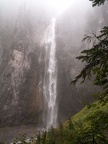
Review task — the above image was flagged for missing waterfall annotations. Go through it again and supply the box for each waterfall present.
[41,18,57,128]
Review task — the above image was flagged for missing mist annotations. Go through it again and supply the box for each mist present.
[0,0,93,21]
[0,0,108,143]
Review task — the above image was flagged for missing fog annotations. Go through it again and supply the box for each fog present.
[0,0,93,19]
[0,0,106,29]
[0,0,108,143]
[0,0,97,47]
[0,0,95,38]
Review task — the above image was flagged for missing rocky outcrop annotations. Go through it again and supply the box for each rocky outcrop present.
[55,3,108,121]
[0,0,108,127]
[0,2,54,127]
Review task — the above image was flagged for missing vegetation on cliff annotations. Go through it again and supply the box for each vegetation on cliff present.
[1,0,108,144]
[9,100,108,144]
[71,0,108,101]
[34,101,108,144]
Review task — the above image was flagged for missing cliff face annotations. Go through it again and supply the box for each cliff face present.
[0,1,55,126]
[55,3,108,121]
[0,0,108,127]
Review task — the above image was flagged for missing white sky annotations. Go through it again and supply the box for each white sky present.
[45,0,74,14]
[43,0,92,15]
[0,0,92,18]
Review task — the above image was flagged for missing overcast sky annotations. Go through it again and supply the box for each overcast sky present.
[0,0,93,16]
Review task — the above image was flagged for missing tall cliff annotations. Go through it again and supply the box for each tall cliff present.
[0,1,56,126]
[55,3,108,121]
[0,0,108,127]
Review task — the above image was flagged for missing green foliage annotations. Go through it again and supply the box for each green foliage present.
[37,132,41,144]
[58,119,63,130]
[33,101,108,143]
[41,131,46,144]
[71,0,108,102]
[45,127,55,144]
[3,0,108,144]
[65,102,108,144]
[9,102,108,144]
[71,26,108,100]
[68,117,74,130]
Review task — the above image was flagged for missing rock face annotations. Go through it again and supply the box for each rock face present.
[0,0,108,127]
[0,1,55,127]
[55,3,108,121]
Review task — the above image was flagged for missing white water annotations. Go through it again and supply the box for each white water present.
[42,18,57,128]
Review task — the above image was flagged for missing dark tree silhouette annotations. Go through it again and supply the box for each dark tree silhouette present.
[71,0,108,100]
[90,0,108,6]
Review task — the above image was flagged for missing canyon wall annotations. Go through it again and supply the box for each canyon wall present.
[0,0,108,126]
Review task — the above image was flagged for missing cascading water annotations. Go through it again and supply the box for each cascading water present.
[41,18,58,128]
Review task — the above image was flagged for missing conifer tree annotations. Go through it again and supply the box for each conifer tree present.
[68,117,74,130]
[90,0,108,6]
[71,0,108,100]
[36,132,41,144]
